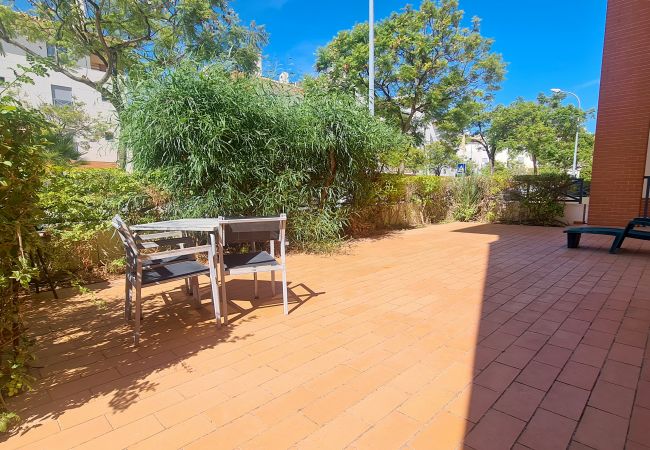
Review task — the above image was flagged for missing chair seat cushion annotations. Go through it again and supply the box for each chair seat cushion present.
[142,261,209,285]
[223,251,279,271]
[145,254,193,267]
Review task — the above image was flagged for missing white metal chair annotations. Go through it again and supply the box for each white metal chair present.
[217,214,288,323]
[112,215,221,344]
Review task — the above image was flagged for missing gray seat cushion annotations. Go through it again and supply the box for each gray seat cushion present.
[141,261,209,285]
[223,251,279,271]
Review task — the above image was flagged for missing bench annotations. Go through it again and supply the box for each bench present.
[564,217,650,254]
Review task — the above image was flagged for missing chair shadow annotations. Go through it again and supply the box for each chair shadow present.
[217,279,325,324]
[1,274,322,442]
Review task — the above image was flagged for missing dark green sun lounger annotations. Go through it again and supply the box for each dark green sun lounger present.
[564,217,650,254]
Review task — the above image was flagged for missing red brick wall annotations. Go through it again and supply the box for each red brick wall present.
[589,0,650,225]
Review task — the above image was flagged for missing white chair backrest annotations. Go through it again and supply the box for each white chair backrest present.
[219,215,286,246]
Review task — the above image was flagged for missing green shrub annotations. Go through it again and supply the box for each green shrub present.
[120,64,410,250]
[449,176,491,222]
[506,173,573,225]
[0,95,50,428]
[38,167,160,276]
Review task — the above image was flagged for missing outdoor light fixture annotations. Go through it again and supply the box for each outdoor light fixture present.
[369,0,375,115]
[550,88,582,177]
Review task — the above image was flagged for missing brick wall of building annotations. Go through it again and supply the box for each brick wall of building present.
[589,0,650,225]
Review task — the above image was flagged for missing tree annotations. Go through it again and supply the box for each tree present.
[498,95,591,175]
[425,141,460,175]
[0,1,267,112]
[316,0,505,146]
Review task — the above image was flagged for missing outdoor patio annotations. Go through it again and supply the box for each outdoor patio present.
[3,222,650,449]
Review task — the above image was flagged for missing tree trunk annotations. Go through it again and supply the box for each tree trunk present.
[532,155,538,175]
[490,157,495,175]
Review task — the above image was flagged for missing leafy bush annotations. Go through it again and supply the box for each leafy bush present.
[38,167,161,276]
[506,173,573,225]
[120,65,410,249]
[0,95,50,428]
[449,176,492,222]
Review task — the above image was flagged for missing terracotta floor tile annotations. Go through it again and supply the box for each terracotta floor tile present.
[352,411,420,449]
[628,406,650,447]
[493,382,545,421]
[600,359,641,389]
[464,409,526,450]
[518,409,577,450]
[534,344,573,368]
[548,330,583,350]
[574,407,629,450]
[446,384,500,423]
[516,361,561,391]
[6,223,650,450]
[398,383,456,423]
[540,381,590,420]
[571,343,609,368]
[588,379,635,419]
[609,342,645,367]
[558,361,601,390]
[474,362,520,393]
[497,345,537,369]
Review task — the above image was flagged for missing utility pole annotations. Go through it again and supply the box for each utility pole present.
[369,0,375,115]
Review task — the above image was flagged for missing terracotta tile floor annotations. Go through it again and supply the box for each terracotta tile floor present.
[3,222,650,449]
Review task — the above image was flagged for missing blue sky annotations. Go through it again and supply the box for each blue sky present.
[236,0,607,130]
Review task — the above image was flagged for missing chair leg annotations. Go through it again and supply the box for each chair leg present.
[134,281,142,345]
[221,275,228,325]
[271,271,276,297]
[611,234,626,254]
[254,272,259,299]
[124,275,132,321]
[281,267,288,315]
[191,276,201,308]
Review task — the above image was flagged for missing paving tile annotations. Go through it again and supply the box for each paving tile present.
[588,379,635,419]
[581,329,615,350]
[351,411,419,449]
[464,409,526,450]
[609,342,645,367]
[571,343,609,368]
[241,413,317,449]
[548,330,583,350]
[514,331,549,351]
[446,383,500,423]
[474,362,520,393]
[540,381,589,420]
[518,409,577,450]
[493,382,545,421]
[516,361,561,391]
[497,345,537,369]
[398,383,456,423]
[558,361,601,390]
[534,344,573,368]
[408,411,469,450]
[600,359,641,389]
[574,407,628,450]
[628,406,650,447]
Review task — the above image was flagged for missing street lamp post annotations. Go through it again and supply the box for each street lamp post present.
[551,88,582,177]
[369,0,375,115]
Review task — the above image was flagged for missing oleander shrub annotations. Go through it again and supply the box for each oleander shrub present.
[120,64,410,249]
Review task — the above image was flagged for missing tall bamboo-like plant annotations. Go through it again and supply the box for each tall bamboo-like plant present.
[120,64,410,247]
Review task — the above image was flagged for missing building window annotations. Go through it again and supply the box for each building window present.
[46,43,56,58]
[51,85,73,106]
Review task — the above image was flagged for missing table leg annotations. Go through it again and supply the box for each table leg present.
[209,233,221,327]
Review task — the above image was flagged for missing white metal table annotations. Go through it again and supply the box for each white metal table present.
[130,218,244,322]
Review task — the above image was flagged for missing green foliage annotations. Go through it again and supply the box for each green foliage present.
[0,1,266,111]
[38,167,160,274]
[424,141,461,175]
[121,64,409,250]
[449,176,491,222]
[507,173,574,225]
[0,411,19,433]
[316,0,505,153]
[0,94,50,430]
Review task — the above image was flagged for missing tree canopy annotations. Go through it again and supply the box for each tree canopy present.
[0,0,267,110]
[315,0,505,145]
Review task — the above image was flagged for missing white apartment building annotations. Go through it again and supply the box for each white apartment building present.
[0,37,118,165]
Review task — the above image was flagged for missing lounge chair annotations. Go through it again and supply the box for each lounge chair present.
[564,217,650,254]
[112,215,220,344]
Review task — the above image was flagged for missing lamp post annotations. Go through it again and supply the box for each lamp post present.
[369,0,375,115]
[551,88,581,177]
